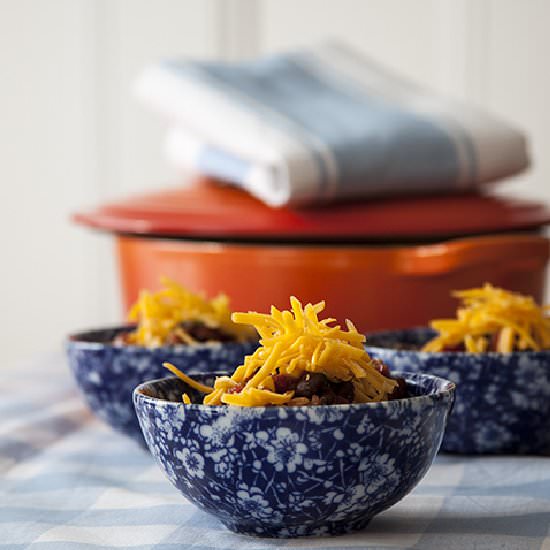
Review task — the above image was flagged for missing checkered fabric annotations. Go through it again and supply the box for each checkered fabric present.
[1,353,549,549]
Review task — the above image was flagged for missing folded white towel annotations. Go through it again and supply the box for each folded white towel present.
[136,42,529,207]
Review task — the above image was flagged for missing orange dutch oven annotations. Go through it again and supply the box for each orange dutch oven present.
[74,180,550,332]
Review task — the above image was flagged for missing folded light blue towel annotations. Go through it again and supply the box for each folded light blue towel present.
[136,43,529,207]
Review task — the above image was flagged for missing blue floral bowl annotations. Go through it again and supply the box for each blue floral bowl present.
[366,327,550,455]
[133,371,455,538]
[67,326,258,446]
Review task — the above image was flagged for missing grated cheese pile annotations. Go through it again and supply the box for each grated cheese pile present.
[124,277,255,347]
[165,296,398,406]
[422,283,550,353]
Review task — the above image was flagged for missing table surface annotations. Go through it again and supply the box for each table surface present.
[1,353,549,550]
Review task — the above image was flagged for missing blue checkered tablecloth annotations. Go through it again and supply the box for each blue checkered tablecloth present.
[1,353,549,550]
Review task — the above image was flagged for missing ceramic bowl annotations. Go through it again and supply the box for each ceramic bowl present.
[366,327,550,454]
[66,326,258,445]
[133,372,455,538]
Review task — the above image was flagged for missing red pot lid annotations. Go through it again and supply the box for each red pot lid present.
[73,179,550,241]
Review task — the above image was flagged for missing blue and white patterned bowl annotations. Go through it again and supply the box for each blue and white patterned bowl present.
[366,327,550,455]
[66,326,258,446]
[133,371,455,538]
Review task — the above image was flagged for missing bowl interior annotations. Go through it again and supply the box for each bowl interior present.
[67,325,258,350]
[68,325,135,344]
[366,327,436,350]
[137,373,218,404]
[134,370,455,407]
[366,326,550,359]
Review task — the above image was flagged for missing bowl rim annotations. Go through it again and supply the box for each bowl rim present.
[365,326,550,358]
[66,324,258,351]
[133,371,456,415]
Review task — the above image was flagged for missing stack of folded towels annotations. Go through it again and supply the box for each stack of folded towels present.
[135,42,529,208]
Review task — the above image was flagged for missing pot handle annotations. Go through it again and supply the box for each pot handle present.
[396,234,550,276]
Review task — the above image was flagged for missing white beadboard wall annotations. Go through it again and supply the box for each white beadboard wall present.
[0,0,549,364]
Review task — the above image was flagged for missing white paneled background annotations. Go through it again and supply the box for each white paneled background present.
[1,0,549,364]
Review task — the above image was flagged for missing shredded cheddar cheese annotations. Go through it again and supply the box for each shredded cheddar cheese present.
[422,284,550,353]
[165,297,398,407]
[124,277,255,347]
[163,362,214,394]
